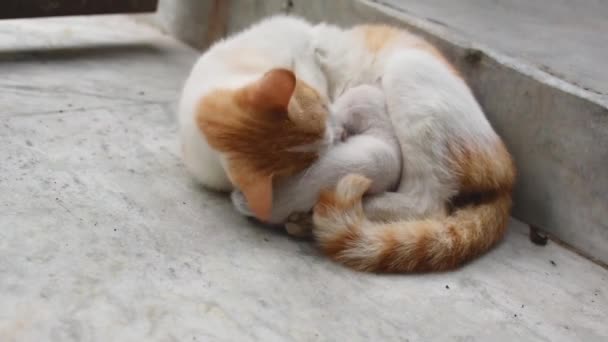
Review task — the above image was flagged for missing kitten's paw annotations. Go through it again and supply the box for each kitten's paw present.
[231,190,253,217]
[285,212,314,238]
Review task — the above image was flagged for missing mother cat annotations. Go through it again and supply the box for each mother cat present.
[179,16,515,272]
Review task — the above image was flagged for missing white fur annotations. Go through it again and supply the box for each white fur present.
[237,23,504,224]
[308,24,501,220]
[178,15,328,191]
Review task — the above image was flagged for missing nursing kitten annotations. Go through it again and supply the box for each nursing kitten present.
[178,16,333,220]
[312,24,515,272]
[235,23,515,272]
[232,84,401,228]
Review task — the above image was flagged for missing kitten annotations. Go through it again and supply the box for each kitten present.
[311,24,515,272]
[232,84,401,227]
[178,16,333,220]
[235,23,516,272]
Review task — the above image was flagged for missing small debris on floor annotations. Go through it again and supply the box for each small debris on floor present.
[529,225,548,246]
[445,285,450,289]
[550,260,557,266]
[263,238,269,242]
[521,304,525,308]
[514,314,518,318]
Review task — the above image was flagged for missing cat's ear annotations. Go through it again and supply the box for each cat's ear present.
[228,162,273,221]
[239,174,273,221]
[242,68,296,114]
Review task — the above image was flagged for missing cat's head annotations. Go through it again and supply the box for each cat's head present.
[196,68,332,221]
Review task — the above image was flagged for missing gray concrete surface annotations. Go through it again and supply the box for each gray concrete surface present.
[159,0,608,266]
[378,0,608,100]
[1,15,608,342]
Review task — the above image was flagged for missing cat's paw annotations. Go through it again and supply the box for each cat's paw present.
[285,212,314,238]
[231,190,254,217]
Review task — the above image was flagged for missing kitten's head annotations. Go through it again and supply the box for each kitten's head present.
[197,68,332,221]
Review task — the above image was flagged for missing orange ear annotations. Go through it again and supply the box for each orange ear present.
[240,174,273,222]
[229,163,274,221]
[243,68,296,114]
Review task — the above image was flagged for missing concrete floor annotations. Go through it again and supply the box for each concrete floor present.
[379,0,608,101]
[1,16,607,342]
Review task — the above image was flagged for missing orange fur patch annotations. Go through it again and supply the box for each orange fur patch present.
[376,228,401,271]
[355,24,461,77]
[447,138,516,195]
[322,226,361,260]
[357,24,401,53]
[196,69,330,221]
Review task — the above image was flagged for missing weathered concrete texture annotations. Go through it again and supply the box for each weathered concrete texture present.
[153,0,286,49]
[0,16,194,117]
[154,0,214,49]
[179,0,608,264]
[1,15,608,342]
[378,0,608,100]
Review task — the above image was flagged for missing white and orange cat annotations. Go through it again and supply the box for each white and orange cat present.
[179,16,516,273]
[178,16,333,220]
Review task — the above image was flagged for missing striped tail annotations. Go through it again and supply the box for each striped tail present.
[312,174,513,272]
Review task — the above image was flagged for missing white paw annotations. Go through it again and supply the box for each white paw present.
[231,190,253,217]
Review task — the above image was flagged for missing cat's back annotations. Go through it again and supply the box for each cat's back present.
[180,15,315,120]
[187,16,313,89]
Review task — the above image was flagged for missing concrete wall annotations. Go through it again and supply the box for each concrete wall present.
[152,0,608,264]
